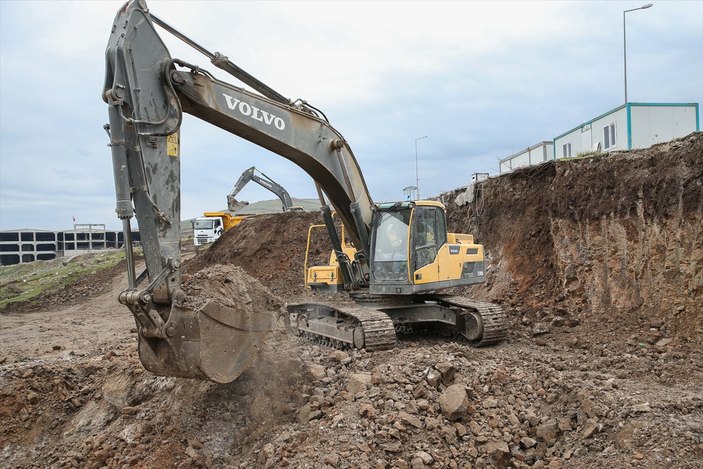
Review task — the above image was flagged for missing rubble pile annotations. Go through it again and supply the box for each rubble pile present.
[2,333,701,468]
[253,339,703,469]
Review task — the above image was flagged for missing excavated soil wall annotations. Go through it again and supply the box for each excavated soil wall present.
[446,132,703,340]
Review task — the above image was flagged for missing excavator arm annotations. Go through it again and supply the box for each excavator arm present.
[226,167,256,212]
[103,0,374,381]
[226,166,295,212]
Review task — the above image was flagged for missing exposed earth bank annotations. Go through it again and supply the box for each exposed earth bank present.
[1,133,701,468]
[445,132,702,345]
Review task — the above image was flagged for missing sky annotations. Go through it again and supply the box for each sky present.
[1,0,701,231]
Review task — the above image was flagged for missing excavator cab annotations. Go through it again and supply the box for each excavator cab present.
[368,201,485,296]
[305,200,487,296]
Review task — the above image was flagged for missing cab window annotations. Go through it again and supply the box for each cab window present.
[371,210,411,283]
[413,206,446,270]
[194,220,214,230]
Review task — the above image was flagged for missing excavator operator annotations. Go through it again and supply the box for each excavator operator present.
[381,218,407,261]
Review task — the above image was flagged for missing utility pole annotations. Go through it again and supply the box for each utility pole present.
[415,135,427,200]
[623,3,653,103]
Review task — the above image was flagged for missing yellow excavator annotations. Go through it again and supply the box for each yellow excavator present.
[103,0,506,383]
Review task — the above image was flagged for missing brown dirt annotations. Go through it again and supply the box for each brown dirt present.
[181,264,284,314]
[1,133,702,468]
[445,132,703,348]
[186,211,335,296]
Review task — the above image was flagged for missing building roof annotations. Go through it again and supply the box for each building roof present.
[500,141,554,163]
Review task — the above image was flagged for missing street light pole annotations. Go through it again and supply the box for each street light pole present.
[415,135,427,200]
[623,3,653,103]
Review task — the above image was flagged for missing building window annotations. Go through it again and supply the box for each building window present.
[603,123,616,149]
[562,143,572,157]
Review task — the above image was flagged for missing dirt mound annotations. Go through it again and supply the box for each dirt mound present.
[446,132,703,344]
[182,264,284,314]
[186,211,333,296]
[0,328,308,469]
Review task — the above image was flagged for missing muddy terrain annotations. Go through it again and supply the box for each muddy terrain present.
[1,133,701,468]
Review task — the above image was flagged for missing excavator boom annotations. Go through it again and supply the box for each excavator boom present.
[172,68,373,245]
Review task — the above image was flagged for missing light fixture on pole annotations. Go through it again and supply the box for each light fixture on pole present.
[415,135,427,200]
[403,185,417,201]
[623,3,653,103]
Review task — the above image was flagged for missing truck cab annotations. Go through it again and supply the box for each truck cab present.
[193,216,224,246]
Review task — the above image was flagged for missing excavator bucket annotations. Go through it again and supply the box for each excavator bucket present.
[135,300,278,383]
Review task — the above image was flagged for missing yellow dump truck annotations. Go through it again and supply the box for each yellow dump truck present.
[192,212,246,246]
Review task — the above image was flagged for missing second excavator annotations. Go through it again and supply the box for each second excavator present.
[103,0,507,383]
[193,166,301,246]
[226,166,302,213]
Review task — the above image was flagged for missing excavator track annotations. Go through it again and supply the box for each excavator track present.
[287,302,396,351]
[290,296,507,351]
[428,295,508,346]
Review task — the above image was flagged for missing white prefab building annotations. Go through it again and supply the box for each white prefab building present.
[499,141,554,174]
[553,102,700,158]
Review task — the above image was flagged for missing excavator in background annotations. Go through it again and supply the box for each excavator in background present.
[192,166,301,246]
[103,0,507,384]
[226,166,303,213]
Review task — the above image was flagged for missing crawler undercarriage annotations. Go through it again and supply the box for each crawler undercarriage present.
[287,295,507,350]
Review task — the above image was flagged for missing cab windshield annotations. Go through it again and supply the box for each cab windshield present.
[194,220,214,230]
[372,209,411,282]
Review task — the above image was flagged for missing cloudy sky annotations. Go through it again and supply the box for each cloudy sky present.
[1,0,701,231]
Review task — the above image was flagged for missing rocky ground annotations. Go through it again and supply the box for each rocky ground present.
[1,133,702,468]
